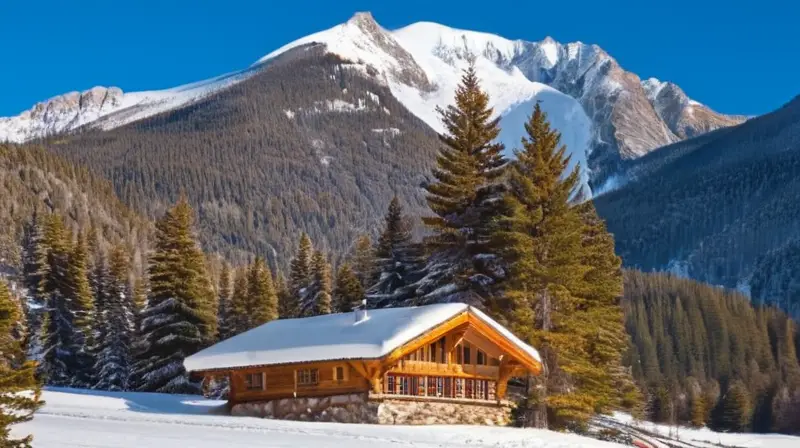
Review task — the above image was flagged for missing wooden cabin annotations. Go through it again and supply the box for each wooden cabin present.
[184,303,542,424]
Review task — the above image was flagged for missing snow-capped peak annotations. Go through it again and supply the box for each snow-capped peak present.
[1,11,742,194]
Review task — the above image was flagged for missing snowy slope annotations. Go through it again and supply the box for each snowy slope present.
[597,412,800,448]
[0,69,251,143]
[13,388,631,447]
[0,12,741,194]
[257,13,594,193]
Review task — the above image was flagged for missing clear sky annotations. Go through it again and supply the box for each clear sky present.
[1,0,796,117]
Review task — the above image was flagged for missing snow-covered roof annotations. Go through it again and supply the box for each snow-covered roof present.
[184,303,540,372]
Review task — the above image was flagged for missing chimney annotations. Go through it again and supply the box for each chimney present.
[354,299,368,323]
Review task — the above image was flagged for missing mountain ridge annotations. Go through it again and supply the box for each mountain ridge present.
[1,12,742,191]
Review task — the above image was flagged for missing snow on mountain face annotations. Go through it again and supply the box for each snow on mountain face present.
[0,11,741,193]
[0,70,251,143]
[259,13,594,194]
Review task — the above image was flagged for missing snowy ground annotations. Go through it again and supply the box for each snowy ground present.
[14,388,628,447]
[12,389,799,447]
[597,413,800,448]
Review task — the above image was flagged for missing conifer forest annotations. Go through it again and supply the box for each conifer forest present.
[1,64,798,447]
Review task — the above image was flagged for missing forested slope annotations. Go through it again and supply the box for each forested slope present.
[597,95,800,318]
[45,45,442,268]
[0,143,149,275]
[623,270,800,433]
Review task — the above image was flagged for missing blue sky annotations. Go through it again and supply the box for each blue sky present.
[1,0,796,117]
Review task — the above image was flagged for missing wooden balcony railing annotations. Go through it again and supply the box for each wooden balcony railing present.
[389,360,499,379]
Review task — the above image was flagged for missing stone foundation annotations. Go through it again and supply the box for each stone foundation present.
[230,393,512,425]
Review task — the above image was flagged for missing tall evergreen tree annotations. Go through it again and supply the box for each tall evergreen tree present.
[368,197,423,308]
[494,102,588,428]
[246,257,278,329]
[351,234,375,289]
[65,233,95,386]
[302,250,332,316]
[131,198,216,394]
[334,263,365,313]
[228,267,249,335]
[275,271,292,319]
[38,215,81,386]
[416,62,507,306]
[93,245,134,391]
[216,263,233,340]
[0,279,42,448]
[287,233,312,318]
[20,210,47,361]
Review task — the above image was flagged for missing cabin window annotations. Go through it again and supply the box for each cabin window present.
[463,343,472,365]
[244,372,265,391]
[333,366,346,382]
[296,368,319,386]
[438,337,446,363]
[477,350,486,365]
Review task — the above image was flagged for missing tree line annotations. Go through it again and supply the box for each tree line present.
[624,270,800,433]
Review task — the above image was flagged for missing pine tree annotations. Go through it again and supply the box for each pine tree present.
[20,210,48,362]
[712,380,751,432]
[493,102,634,429]
[0,279,43,448]
[287,233,312,318]
[65,233,95,386]
[334,263,365,312]
[275,272,292,319]
[416,61,507,306]
[216,263,233,340]
[38,214,81,386]
[246,257,278,329]
[228,267,249,335]
[368,197,423,308]
[131,197,216,394]
[351,234,375,289]
[93,245,134,391]
[303,251,332,316]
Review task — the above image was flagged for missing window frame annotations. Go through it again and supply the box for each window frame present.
[244,372,265,391]
[333,365,347,382]
[296,368,319,386]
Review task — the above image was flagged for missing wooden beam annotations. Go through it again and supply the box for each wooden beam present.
[348,361,370,379]
[467,314,543,375]
[381,312,470,368]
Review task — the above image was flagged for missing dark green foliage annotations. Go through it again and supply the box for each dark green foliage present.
[333,263,365,313]
[92,245,135,391]
[0,279,43,448]
[287,233,312,318]
[245,257,278,329]
[624,270,800,433]
[228,267,250,335]
[304,251,332,316]
[38,214,84,386]
[368,197,423,307]
[495,103,633,429]
[131,198,216,393]
[216,263,233,341]
[351,235,375,291]
[417,63,507,306]
[711,380,751,432]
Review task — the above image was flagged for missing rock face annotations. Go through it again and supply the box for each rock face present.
[229,393,512,426]
[0,87,124,142]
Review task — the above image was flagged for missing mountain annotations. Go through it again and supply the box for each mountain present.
[0,12,741,192]
[595,95,800,319]
[42,44,444,268]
